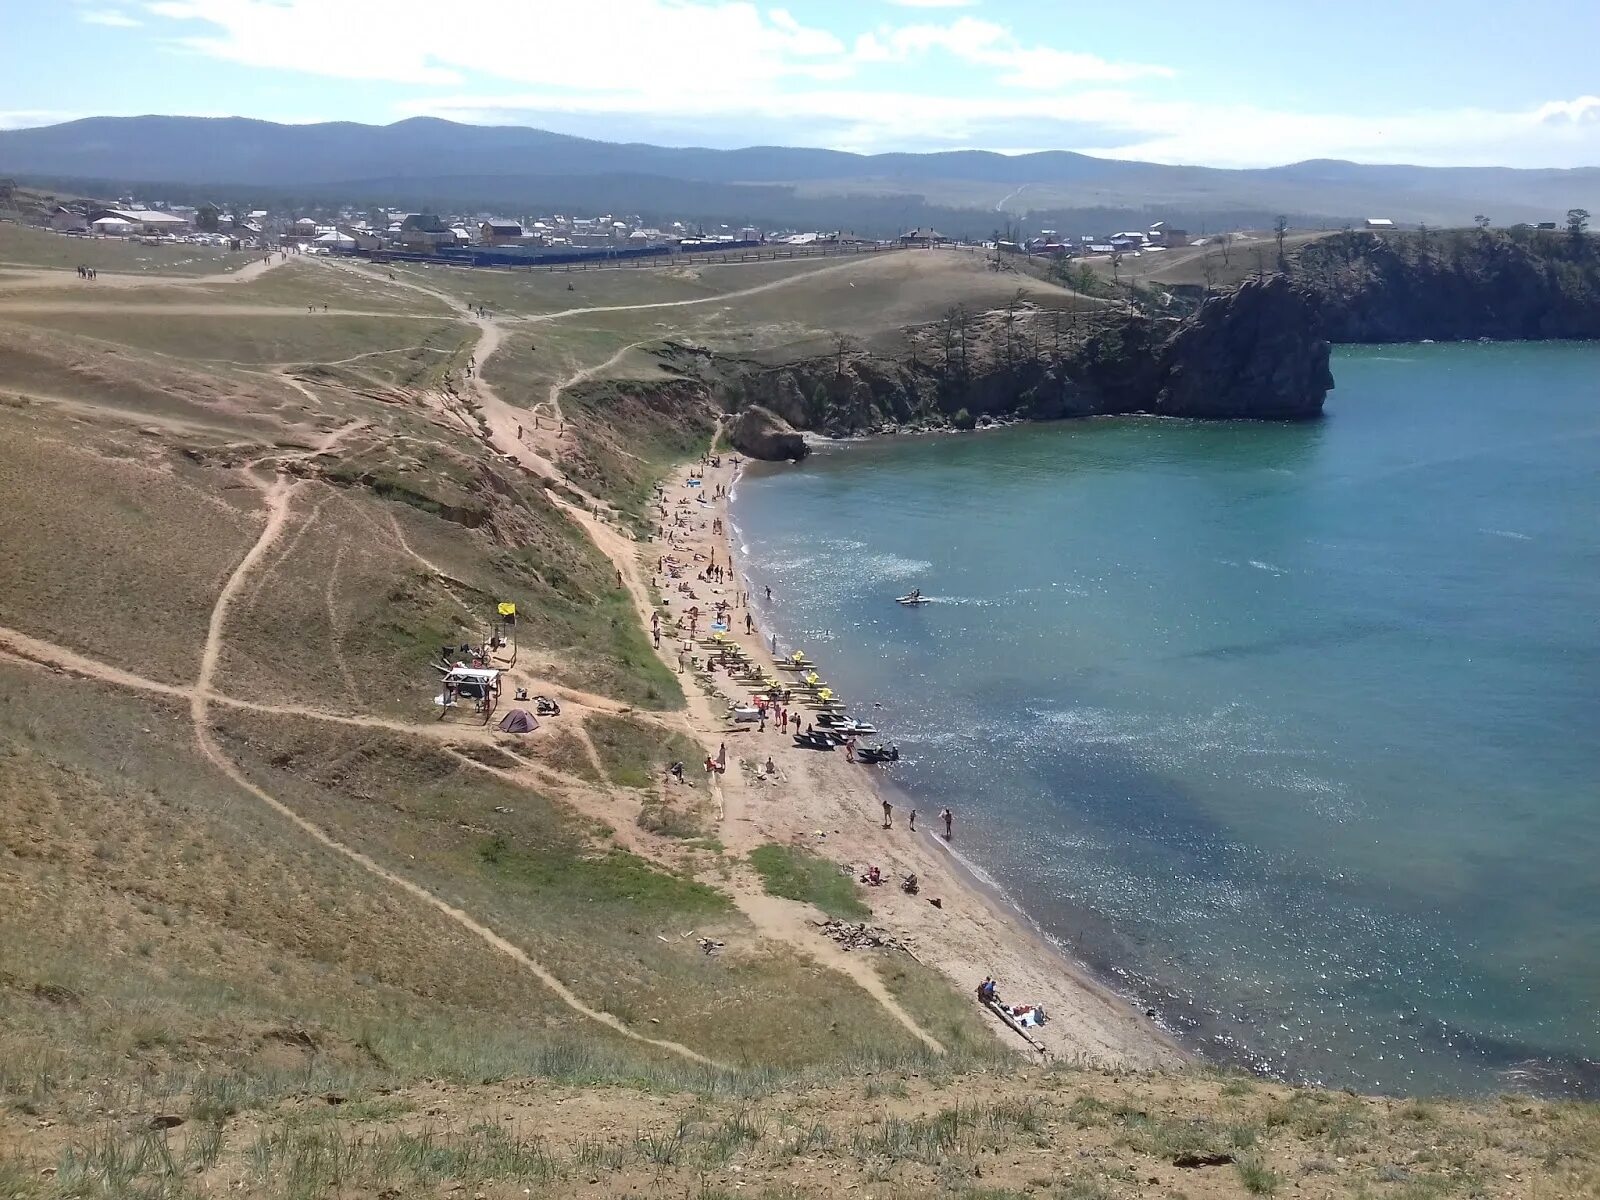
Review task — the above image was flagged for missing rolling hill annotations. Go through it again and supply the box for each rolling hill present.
[3,115,1598,234]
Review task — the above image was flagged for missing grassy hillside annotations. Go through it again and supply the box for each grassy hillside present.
[0,235,1595,1200]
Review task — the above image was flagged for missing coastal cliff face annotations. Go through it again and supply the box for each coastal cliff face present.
[1294,228,1600,342]
[679,276,1332,455]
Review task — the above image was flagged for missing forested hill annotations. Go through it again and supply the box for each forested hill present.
[4,115,1599,235]
[1292,226,1600,342]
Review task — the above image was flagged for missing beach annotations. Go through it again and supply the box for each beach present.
[644,450,1181,1069]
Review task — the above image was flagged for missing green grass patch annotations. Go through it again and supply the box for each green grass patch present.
[748,843,868,920]
[874,956,1010,1060]
[478,835,729,916]
[559,377,717,527]
[586,713,702,788]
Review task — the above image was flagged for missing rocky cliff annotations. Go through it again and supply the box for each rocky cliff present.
[676,276,1332,456]
[1292,228,1600,342]
[724,405,810,461]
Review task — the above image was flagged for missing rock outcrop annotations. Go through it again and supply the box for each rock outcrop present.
[1152,276,1332,419]
[1293,228,1600,342]
[676,275,1333,439]
[724,404,810,462]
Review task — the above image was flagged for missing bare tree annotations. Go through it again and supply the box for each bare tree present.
[1474,214,1491,230]
[1002,288,1027,367]
[1216,232,1233,266]
[1273,215,1289,270]
[831,331,857,378]
[1201,252,1217,297]
[1110,251,1123,285]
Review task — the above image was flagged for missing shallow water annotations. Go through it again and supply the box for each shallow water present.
[730,342,1600,1097]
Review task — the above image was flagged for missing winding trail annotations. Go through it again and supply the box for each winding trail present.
[8,249,962,1054]
[0,403,721,1065]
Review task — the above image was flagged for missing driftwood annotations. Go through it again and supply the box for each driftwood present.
[813,920,910,953]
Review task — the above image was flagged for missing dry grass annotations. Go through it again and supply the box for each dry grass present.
[2,1061,1595,1199]
[0,223,248,275]
[2,311,465,365]
[3,232,1592,1200]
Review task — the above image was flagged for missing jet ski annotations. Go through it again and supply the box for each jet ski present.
[857,744,900,764]
[895,590,931,606]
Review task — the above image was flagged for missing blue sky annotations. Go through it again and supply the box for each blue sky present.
[7,0,1599,166]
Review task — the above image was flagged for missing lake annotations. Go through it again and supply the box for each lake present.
[730,342,1600,1097]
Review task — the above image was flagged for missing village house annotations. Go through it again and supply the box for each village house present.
[480,220,523,246]
[87,207,189,235]
[398,213,455,252]
[48,205,89,233]
[899,226,949,248]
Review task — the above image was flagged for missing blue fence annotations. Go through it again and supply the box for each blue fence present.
[335,238,892,273]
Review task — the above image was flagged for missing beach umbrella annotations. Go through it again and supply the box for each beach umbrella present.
[805,672,819,685]
[819,688,833,700]
[791,651,805,661]
[713,632,726,642]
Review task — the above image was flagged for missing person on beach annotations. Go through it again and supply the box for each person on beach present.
[846,737,856,763]
[882,797,892,829]
[940,807,953,839]
[909,808,917,832]
[765,586,772,602]
[977,976,997,1004]
[765,756,776,775]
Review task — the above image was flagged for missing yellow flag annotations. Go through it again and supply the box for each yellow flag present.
[497,602,516,617]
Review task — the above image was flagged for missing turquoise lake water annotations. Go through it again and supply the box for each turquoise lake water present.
[730,342,1600,1097]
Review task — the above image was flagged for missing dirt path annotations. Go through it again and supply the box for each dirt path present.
[0,253,289,292]
[0,301,435,317]
[0,403,720,1065]
[292,255,1167,1060]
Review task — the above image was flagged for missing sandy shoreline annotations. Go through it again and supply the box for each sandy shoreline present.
[647,451,1182,1069]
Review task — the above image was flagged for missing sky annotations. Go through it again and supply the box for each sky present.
[5,0,1599,167]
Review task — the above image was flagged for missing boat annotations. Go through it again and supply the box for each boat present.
[895,591,931,606]
[816,713,877,737]
[857,745,900,764]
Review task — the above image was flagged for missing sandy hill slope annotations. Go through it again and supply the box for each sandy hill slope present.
[0,229,1594,1199]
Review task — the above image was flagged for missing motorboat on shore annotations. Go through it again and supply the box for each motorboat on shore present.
[816,713,877,737]
[857,744,900,764]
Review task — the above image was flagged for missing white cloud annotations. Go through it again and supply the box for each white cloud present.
[854,17,1171,85]
[124,0,1600,168]
[884,0,979,7]
[80,8,142,25]
[0,110,84,130]
[143,0,845,91]
[401,87,1600,169]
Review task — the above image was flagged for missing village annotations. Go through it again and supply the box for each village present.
[17,178,1352,269]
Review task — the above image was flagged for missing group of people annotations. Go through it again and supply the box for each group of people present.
[74,265,99,279]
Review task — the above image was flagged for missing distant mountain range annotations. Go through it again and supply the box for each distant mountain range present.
[4,115,1597,236]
